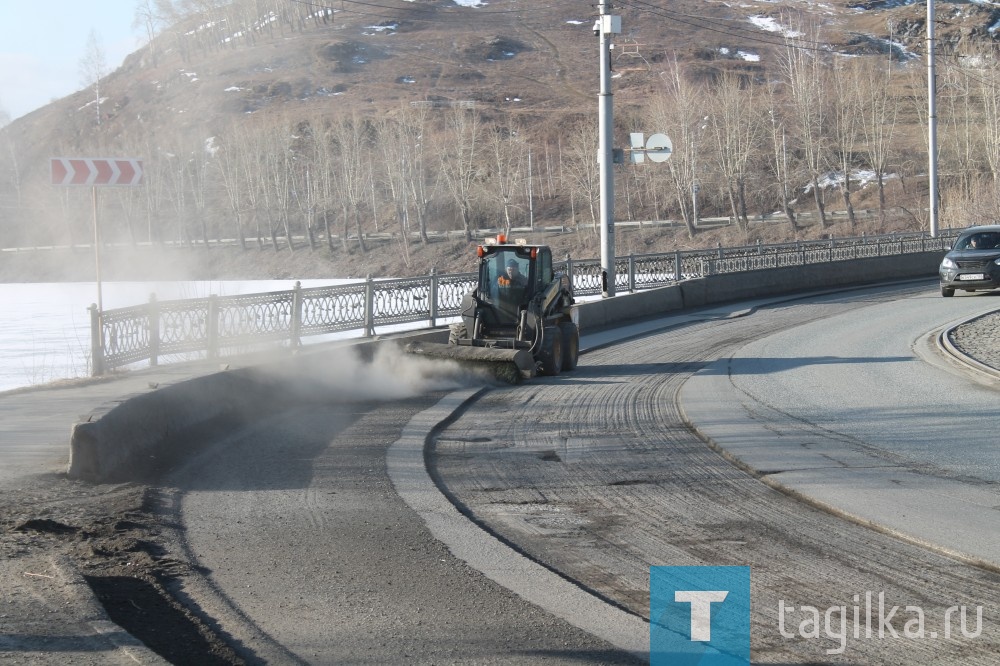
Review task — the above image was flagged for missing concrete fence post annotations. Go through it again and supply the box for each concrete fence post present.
[291,281,303,347]
[628,254,636,293]
[365,274,375,337]
[149,294,160,367]
[89,304,104,377]
[565,254,574,293]
[674,249,682,281]
[429,268,439,327]
[207,295,219,359]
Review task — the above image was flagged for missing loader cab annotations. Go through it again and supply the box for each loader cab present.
[478,242,553,326]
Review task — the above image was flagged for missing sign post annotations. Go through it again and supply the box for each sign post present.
[51,157,144,374]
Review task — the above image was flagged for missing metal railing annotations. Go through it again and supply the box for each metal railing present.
[89,229,957,375]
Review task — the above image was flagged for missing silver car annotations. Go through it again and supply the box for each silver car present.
[939,225,1000,297]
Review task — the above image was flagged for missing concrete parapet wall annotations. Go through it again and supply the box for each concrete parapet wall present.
[576,251,941,330]
[69,329,447,482]
[69,368,274,482]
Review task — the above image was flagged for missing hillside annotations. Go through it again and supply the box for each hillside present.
[0,0,996,281]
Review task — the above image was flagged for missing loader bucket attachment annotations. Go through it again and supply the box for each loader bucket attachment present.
[403,341,536,384]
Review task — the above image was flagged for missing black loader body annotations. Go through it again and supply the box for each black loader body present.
[406,237,579,382]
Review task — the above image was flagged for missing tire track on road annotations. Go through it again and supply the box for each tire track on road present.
[431,288,1000,664]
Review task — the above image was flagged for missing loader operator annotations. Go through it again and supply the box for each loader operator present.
[498,258,528,289]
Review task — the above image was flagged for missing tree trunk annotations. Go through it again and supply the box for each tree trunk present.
[785,203,798,232]
[340,208,350,252]
[841,173,857,229]
[461,203,473,242]
[354,209,367,253]
[812,175,828,227]
[736,179,750,230]
[417,202,429,244]
[235,212,246,250]
[877,172,887,225]
[398,205,411,264]
[726,185,745,232]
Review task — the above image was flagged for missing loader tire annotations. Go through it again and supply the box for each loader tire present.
[448,322,467,345]
[540,326,563,376]
[559,321,579,371]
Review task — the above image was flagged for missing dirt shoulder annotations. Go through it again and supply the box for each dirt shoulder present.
[1,472,244,664]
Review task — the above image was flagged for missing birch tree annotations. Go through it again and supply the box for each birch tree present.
[830,58,863,228]
[486,120,528,235]
[561,120,599,231]
[857,54,898,224]
[707,72,766,231]
[653,61,706,238]
[79,30,108,127]
[781,21,831,227]
[765,84,799,231]
[329,114,372,252]
[438,107,483,241]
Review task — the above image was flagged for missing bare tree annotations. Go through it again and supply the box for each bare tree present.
[780,18,831,227]
[973,51,1000,184]
[329,114,372,252]
[133,0,171,64]
[707,72,766,231]
[216,126,250,248]
[486,119,528,235]
[438,107,484,241]
[561,119,600,231]
[79,30,108,127]
[652,61,706,238]
[765,84,799,231]
[0,102,22,219]
[398,105,436,244]
[830,57,864,228]
[856,54,898,224]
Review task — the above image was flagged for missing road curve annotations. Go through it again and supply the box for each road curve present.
[682,286,1000,570]
[431,281,1000,664]
[164,395,641,665]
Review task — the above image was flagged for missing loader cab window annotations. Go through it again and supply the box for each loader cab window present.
[483,249,531,321]
[537,249,553,289]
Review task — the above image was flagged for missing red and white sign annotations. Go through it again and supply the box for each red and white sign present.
[50,157,144,186]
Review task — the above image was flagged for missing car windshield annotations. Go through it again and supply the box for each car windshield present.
[957,233,1000,250]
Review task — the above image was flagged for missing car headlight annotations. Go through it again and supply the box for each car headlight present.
[994,257,1000,266]
[941,257,957,269]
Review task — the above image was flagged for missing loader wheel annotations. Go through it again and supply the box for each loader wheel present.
[559,321,579,371]
[540,326,563,376]
[448,322,467,345]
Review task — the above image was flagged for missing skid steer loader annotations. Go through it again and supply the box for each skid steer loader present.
[405,235,579,383]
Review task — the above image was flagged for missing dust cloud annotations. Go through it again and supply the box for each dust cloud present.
[273,343,497,403]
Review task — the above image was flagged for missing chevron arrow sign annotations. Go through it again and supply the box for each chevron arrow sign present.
[50,157,144,186]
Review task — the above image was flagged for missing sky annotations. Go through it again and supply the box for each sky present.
[0,1,140,121]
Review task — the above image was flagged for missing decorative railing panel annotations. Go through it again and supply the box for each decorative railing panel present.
[89,229,959,374]
[436,272,478,317]
[299,284,367,335]
[101,304,153,368]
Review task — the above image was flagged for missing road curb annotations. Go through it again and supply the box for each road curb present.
[387,389,650,661]
[938,318,1000,381]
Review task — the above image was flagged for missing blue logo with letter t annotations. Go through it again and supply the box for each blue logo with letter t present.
[650,566,750,665]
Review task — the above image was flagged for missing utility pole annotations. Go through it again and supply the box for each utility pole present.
[527,149,534,228]
[597,2,620,297]
[927,0,939,237]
